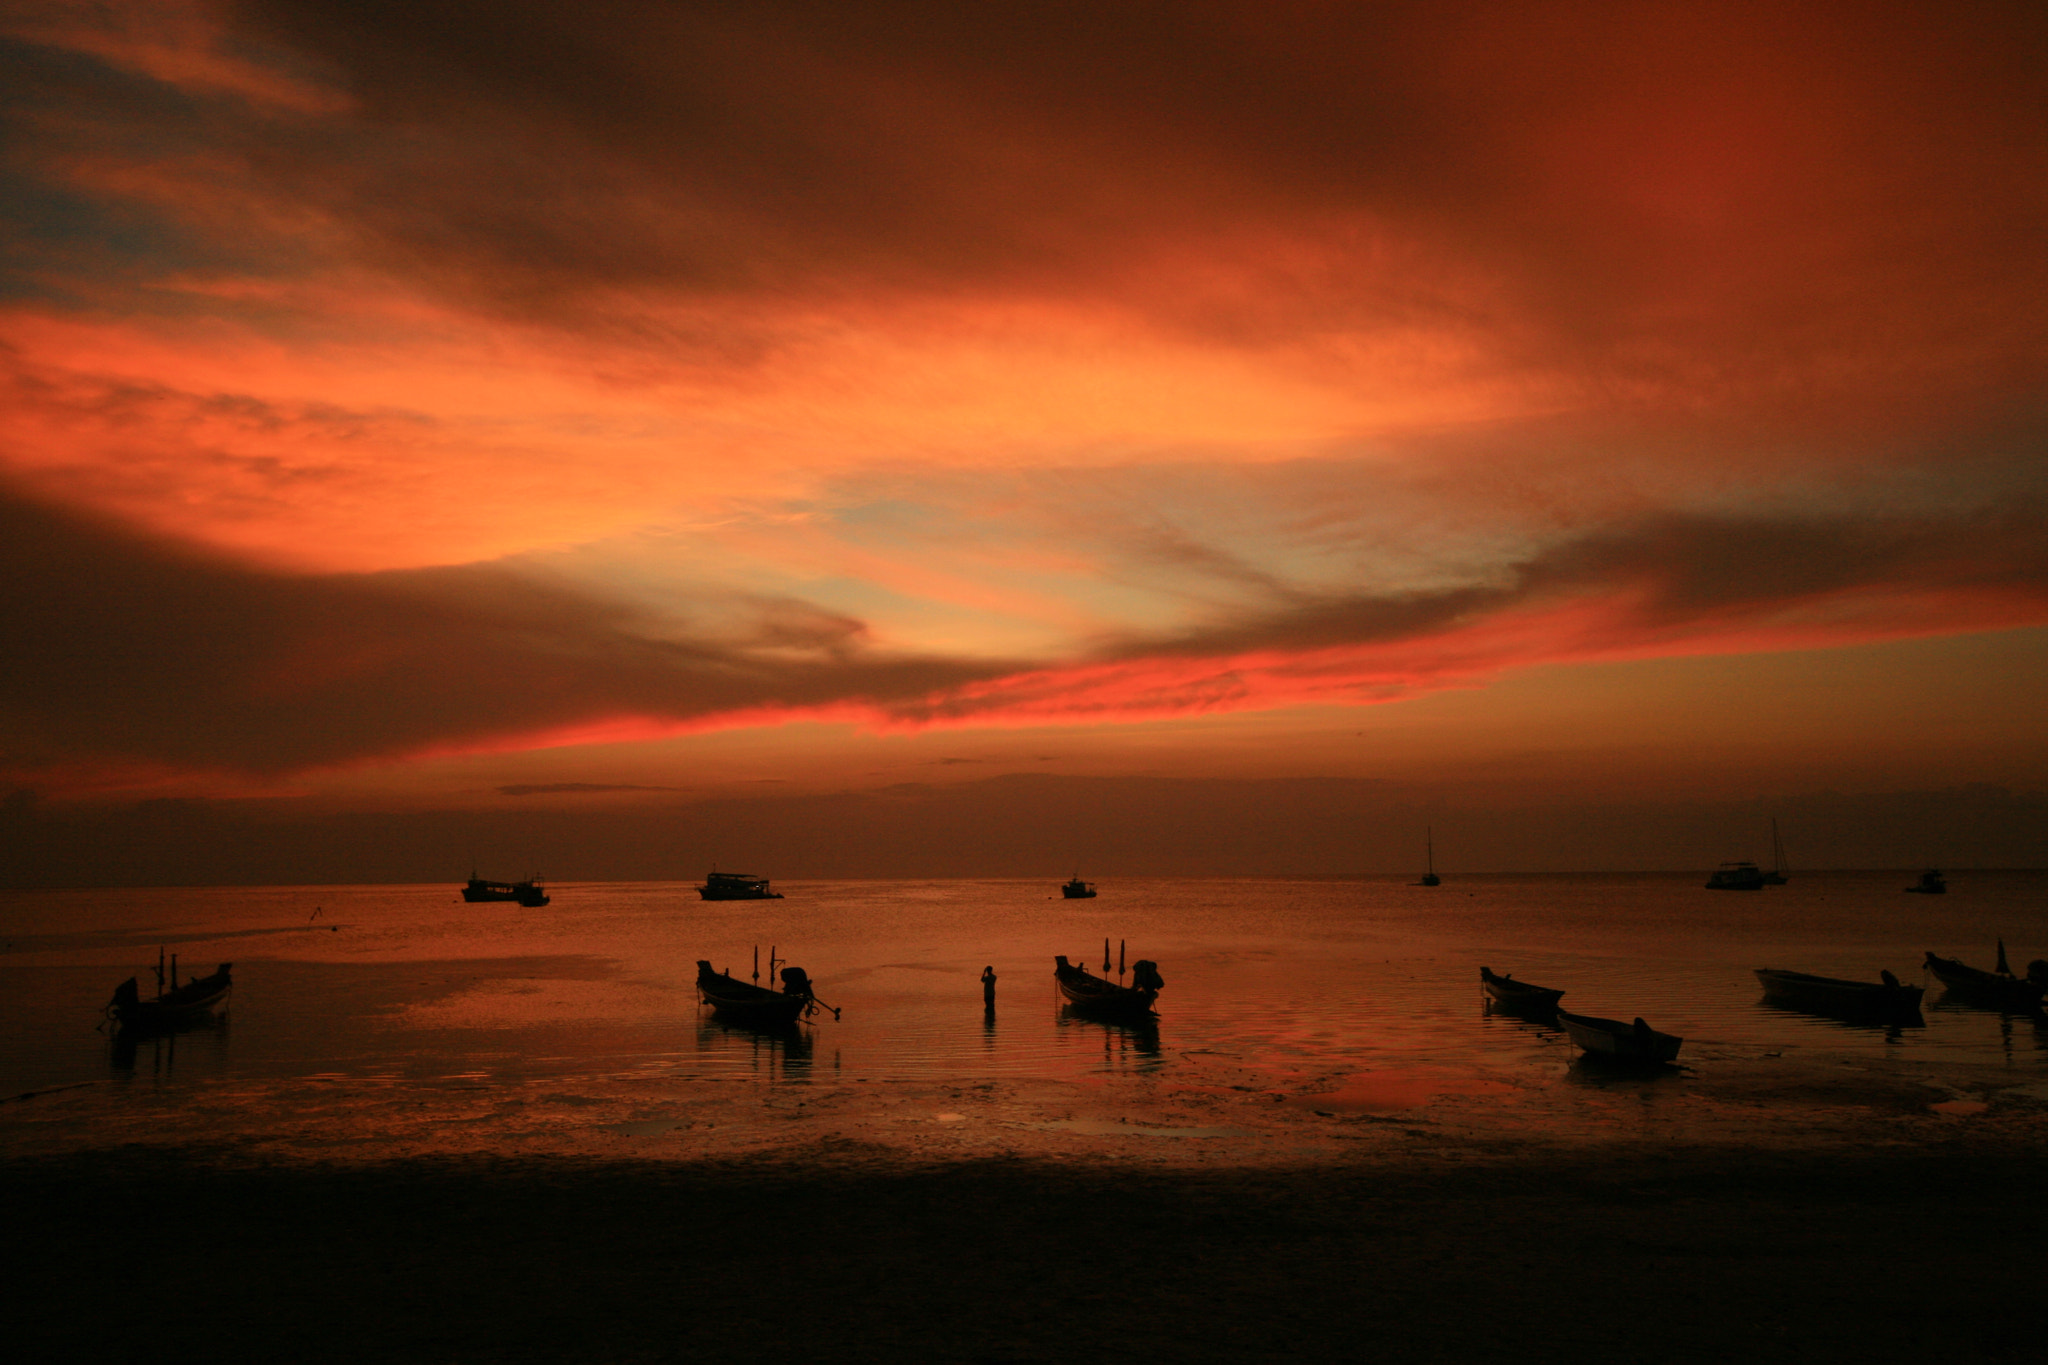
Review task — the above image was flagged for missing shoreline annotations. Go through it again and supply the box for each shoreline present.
[6,1048,2046,1361]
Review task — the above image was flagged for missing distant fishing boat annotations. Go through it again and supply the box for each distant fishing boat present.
[695,960,833,1024]
[698,871,784,900]
[1479,966,1563,1016]
[1557,1009,1682,1062]
[1753,967,1922,1021]
[1705,860,1766,890]
[1904,869,1947,895]
[1415,828,1441,886]
[462,874,549,907]
[106,949,232,1034]
[1054,954,1162,1018]
[1760,819,1789,885]
[1061,875,1097,899]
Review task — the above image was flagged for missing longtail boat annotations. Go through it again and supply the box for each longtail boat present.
[1557,1009,1682,1062]
[1923,947,2046,1015]
[695,960,833,1024]
[1480,966,1563,1016]
[1054,954,1161,1018]
[106,950,232,1034]
[1753,967,1923,1021]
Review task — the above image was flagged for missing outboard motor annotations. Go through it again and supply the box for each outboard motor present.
[780,966,814,999]
[1131,960,1164,993]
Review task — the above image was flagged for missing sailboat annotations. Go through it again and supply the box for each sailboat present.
[1415,828,1441,886]
[1760,819,1789,885]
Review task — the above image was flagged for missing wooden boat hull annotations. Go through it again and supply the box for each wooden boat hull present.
[1053,956,1158,1017]
[1556,1009,1681,1062]
[1923,953,2045,1014]
[1480,967,1563,1015]
[695,961,812,1023]
[110,967,233,1033]
[1753,968,1923,1021]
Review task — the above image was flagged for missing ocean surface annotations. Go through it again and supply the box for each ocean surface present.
[4,872,2047,1118]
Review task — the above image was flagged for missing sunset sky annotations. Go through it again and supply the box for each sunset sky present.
[4,0,2046,882]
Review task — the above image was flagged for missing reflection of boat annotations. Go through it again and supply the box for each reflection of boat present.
[1556,1009,1682,1062]
[1705,861,1765,890]
[1061,876,1097,899]
[1053,955,1161,1017]
[106,950,232,1034]
[1753,968,1923,1021]
[1057,1005,1162,1056]
[1479,966,1563,1016]
[698,871,783,900]
[463,874,550,906]
[695,960,824,1024]
[1922,947,2046,1015]
[1416,828,1441,886]
[1760,819,1789,885]
[698,1016,813,1063]
[1904,869,1947,894]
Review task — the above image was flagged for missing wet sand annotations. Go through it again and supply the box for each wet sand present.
[5,1049,2046,1363]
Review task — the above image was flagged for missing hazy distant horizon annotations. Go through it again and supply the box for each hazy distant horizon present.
[6,773,2041,889]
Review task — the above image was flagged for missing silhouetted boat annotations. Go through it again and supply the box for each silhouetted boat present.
[463,875,549,906]
[1480,966,1563,1015]
[1922,947,2046,1015]
[698,871,783,900]
[1760,819,1789,885]
[1416,828,1441,886]
[1054,954,1161,1017]
[1061,876,1097,899]
[1556,1009,1682,1062]
[1753,967,1923,1020]
[695,960,828,1024]
[1705,861,1765,890]
[106,950,232,1034]
[1904,869,1947,894]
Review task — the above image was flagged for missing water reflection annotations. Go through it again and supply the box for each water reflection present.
[1055,1004,1162,1067]
[1757,996,1925,1040]
[694,1016,812,1078]
[1564,1052,1685,1083]
[108,1014,230,1076]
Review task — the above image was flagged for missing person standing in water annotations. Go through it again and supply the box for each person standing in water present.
[981,965,997,1012]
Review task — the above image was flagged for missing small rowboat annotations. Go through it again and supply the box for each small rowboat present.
[1479,966,1563,1016]
[1556,1009,1682,1062]
[1754,968,1923,1021]
[695,960,829,1025]
[1054,955,1162,1018]
[107,958,232,1034]
[1922,950,2046,1015]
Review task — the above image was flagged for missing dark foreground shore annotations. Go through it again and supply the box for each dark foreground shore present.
[7,1133,2045,1365]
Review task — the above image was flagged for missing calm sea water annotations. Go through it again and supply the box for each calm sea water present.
[3,872,2046,1109]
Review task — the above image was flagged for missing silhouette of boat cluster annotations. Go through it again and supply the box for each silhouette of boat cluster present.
[1482,937,2047,1066]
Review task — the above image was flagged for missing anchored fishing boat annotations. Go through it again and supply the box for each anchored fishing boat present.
[1705,861,1766,890]
[106,949,232,1034]
[1556,1009,1682,1062]
[1054,951,1162,1018]
[1480,966,1563,1016]
[698,871,784,900]
[1061,875,1097,899]
[1904,869,1947,894]
[695,958,836,1024]
[1922,944,2046,1015]
[462,874,549,906]
[1753,967,1923,1021]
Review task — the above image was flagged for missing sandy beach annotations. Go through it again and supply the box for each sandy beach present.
[7,1046,2045,1363]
